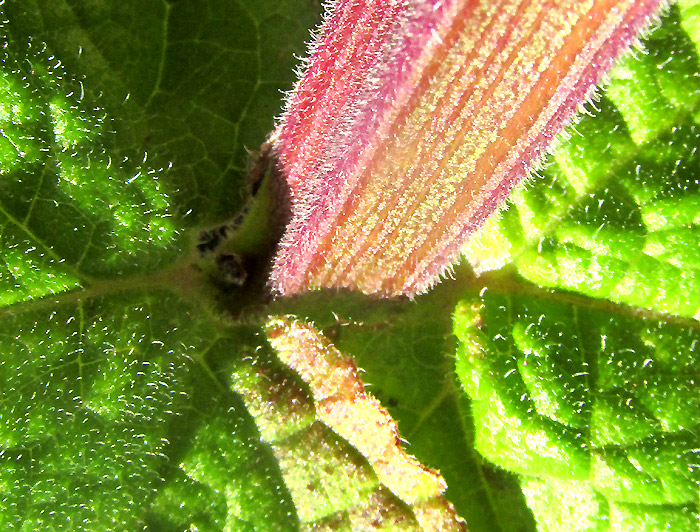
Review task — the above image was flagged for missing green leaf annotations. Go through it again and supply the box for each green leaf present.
[454,291,700,531]
[457,4,700,530]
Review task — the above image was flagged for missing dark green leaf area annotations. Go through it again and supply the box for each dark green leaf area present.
[147,470,228,532]
[466,5,700,320]
[454,290,700,531]
[0,36,179,291]
[0,292,201,529]
[0,292,295,531]
[147,348,298,532]
[3,0,319,224]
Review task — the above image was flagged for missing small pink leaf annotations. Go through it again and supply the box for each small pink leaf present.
[270,0,665,297]
[265,317,467,530]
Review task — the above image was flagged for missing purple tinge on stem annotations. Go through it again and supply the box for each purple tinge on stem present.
[269,0,665,297]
